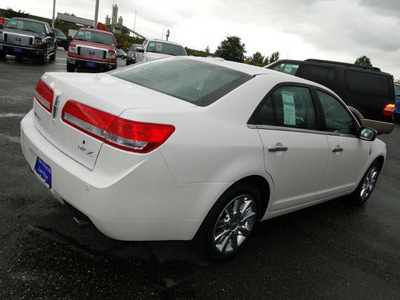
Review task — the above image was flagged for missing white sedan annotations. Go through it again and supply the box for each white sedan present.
[20,57,386,260]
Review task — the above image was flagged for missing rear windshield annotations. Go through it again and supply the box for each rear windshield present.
[146,41,187,56]
[111,59,252,106]
[74,30,115,46]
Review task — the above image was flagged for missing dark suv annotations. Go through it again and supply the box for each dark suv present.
[266,59,396,134]
[0,17,56,64]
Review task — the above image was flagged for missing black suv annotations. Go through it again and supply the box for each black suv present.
[266,59,396,134]
[0,17,56,64]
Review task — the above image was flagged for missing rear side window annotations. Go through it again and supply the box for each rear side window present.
[254,86,316,130]
[112,58,252,106]
[301,65,336,90]
[345,70,389,98]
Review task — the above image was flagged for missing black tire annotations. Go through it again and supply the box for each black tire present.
[347,161,381,205]
[126,60,130,66]
[0,50,5,60]
[196,182,261,261]
[64,46,69,51]
[66,63,75,72]
[39,48,48,64]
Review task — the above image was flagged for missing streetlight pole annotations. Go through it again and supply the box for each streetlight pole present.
[52,0,56,28]
[134,10,136,33]
[94,0,100,28]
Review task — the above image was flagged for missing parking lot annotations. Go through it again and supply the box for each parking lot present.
[1,49,400,299]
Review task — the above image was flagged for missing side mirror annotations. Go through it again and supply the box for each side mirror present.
[136,46,144,53]
[359,127,377,141]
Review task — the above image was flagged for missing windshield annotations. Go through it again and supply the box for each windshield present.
[5,19,45,33]
[74,30,115,46]
[112,58,252,106]
[146,41,187,56]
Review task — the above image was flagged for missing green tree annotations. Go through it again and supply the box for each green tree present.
[215,36,246,62]
[269,51,280,64]
[354,55,372,67]
[247,51,265,66]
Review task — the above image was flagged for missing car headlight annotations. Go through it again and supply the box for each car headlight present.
[107,51,116,59]
[69,46,77,54]
[33,37,44,47]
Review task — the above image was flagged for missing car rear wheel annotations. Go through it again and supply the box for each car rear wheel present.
[0,51,5,59]
[197,182,261,261]
[347,161,381,205]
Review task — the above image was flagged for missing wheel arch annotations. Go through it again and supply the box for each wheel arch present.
[232,175,270,220]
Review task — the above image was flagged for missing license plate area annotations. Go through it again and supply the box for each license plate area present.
[86,61,96,67]
[34,157,52,188]
[13,47,22,53]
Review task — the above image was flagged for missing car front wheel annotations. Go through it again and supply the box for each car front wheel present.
[67,63,75,72]
[198,182,261,261]
[347,161,381,205]
[39,48,48,64]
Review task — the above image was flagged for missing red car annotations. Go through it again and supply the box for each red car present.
[67,28,118,72]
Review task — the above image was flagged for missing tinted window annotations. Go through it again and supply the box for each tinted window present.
[271,63,299,75]
[301,65,335,90]
[255,86,316,130]
[146,41,187,56]
[112,58,252,106]
[317,91,356,134]
[345,70,389,98]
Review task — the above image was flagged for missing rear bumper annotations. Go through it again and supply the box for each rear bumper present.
[20,110,221,241]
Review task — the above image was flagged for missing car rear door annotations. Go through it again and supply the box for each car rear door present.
[252,84,329,211]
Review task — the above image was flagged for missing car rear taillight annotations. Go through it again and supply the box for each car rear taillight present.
[35,79,54,113]
[383,103,395,116]
[62,101,175,153]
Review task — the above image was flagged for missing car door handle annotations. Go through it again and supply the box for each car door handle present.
[332,146,344,153]
[268,145,288,152]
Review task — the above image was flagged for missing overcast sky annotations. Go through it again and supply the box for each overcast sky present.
[3,0,400,79]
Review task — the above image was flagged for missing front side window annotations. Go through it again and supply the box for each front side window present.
[254,86,316,130]
[317,90,356,134]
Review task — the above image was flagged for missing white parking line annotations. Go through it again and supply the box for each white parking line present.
[0,133,20,144]
[0,113,26,118]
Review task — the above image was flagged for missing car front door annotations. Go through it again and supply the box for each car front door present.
[252,84,329,211]
[315,90,371,197]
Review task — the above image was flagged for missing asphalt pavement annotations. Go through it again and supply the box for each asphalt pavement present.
[0,49,399,299]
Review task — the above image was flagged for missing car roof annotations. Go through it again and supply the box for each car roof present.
[77,27,114,36]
